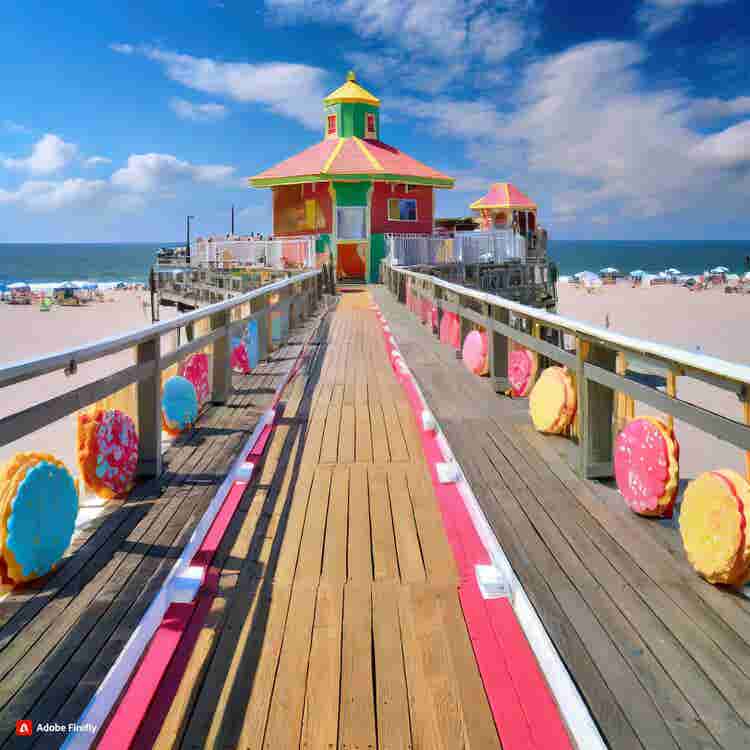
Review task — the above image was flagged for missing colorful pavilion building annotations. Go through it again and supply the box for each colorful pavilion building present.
[250,72,454,282]
[469,182,537,236]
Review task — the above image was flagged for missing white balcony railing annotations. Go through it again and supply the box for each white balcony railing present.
[192,237,316,270]
[386,229,530,267]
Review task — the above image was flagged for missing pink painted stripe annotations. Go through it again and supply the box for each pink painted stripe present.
[249,423,274,458]
[375,304,573,750]
[96,481,248,750]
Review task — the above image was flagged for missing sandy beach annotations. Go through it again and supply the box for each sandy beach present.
[0,292,179,488]
[1,279,748,494]
[557,280,750,478]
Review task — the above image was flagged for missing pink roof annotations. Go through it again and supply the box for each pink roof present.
[251,137,453,186]
[469,182,537,210]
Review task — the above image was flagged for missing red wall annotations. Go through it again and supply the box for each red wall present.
[273,181,333,237]
[371,182,434,234]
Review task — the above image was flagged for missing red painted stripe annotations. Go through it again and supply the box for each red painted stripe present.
[375,304,573,750]
[97,481,248,750]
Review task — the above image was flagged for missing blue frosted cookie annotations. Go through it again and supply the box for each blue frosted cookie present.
[162,375,198,436]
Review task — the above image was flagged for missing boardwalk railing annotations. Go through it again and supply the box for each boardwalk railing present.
[382,263,750,479]
[0,269,324,478]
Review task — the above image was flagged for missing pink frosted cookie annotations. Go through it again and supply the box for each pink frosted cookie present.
[179,352,210,406]
[508,348,538,397]
[462,330,488,376]
[430,304,438,333]
[231,339,250,374]
[614,417,679,517]
[420,297,431,324]
[439,312,460,349]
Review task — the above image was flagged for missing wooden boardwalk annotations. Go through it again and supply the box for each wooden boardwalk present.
[373,285,750,750]
[0,289,501,749]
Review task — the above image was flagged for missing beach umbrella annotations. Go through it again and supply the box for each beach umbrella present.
[578,271,602,288]
[599,267,619,274]
[629,269,645,277]
[665,268,681,275]
[8,282,30,289]
[710,266,729,274]
[744,272,750,281]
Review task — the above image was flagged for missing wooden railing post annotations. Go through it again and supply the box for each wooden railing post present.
[489,304,510,393]
[577,338,616,479]
[211,309,231,404]
[136,335,162,478]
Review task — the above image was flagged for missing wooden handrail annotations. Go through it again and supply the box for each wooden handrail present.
[383,262,750,479]
[0,268,325,478]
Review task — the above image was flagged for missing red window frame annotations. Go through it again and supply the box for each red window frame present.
[365,112,376,137]
[327,114,337,135]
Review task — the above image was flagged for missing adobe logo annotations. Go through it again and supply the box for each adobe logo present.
[15,720,33,736]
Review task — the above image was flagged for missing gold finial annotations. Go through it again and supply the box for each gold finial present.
[347,70,356,82]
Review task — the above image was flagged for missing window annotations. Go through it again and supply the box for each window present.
[327,114,337,135]
[365,112,376,138]
[336,206,367,239]
[387,198,417,221]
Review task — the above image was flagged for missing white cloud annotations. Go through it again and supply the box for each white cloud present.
[398,40,750,223]
[111,153,235,192]
[82,155,112,167]
[687,96,750,121]
[266,0,532,90]
[0,178,109,211]
[111,44,328,129]
[2,120,30,134]
[637,0,731,35]
[109,42,135,54]
[692,121,750,168]
[2,133,78,175]
[169,98,229,121]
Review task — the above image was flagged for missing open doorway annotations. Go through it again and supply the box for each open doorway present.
[336,242,366,281]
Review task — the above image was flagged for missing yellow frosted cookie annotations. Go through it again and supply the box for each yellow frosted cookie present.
[529,367,577,434]
[680,470,749,585]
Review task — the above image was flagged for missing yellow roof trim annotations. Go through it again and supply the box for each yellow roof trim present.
[352,137,383,171]
[322,139,345,173]
[324,76,380,106]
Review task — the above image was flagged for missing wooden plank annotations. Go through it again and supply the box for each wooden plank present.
[295,467,333,583]
[339,584,376,750]
[380,397,410,462]
[354,400,373,463]
[368,400,390,464]
[435,586,501,749]
[406,467,459,585]
[262,582,318,750]
[338,404,356,464]
[387,467,426,583]
[320,385,344,464]
[322,466,349,583]
[368,466,399,581]
[301,583,344,750]
[372,582,412,750]
[347,464,372,583]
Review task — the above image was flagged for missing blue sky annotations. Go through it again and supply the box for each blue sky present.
[0,0,748,241]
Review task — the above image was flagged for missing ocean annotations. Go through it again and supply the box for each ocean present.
[1,240,749,286]
[0,243,170,288]
[548,240,750,277]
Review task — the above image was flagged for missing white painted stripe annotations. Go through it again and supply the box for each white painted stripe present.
[383,313,607,750]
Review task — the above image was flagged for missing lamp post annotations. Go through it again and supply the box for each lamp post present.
[186,214,195,266]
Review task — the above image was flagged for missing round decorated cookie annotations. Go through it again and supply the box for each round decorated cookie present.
[78,409,139,499]
[244,319,259,371]
[231,337,251,374]
[161,376,198,436]
[0,452,78,583]
[439,312,461,349]
[508,348,538,397]
[529,366,577,434]
[430,304,438,333]
[614,417,679,517]
[680,469,750,586]
[462,330,489,376]
[179,352,210,406]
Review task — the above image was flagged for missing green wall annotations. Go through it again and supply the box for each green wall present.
[333,181,370,206]
[369,233,386,283]
[325,103,379,139]
[315,233,331,254]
